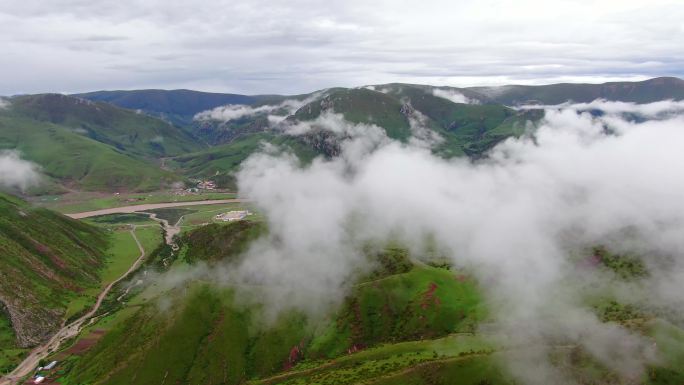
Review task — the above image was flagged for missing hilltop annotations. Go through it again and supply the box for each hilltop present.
[466,76,684,105]
[0,94,203,192]
[73,89,258,127]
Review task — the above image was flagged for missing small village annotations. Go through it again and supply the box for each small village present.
[179,179,217,195]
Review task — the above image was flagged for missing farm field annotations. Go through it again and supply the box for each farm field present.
[64,222,162,321]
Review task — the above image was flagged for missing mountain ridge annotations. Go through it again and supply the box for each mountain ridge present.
[73,76,684,114]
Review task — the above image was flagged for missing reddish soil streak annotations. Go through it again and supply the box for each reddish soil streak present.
[63,329,107,356]
[420,282,440,310]
[283,341,305,370]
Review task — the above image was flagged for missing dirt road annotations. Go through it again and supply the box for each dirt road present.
[0,229,147,385]
[65,199,246,219]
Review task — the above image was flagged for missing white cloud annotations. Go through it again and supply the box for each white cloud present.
[432,88,478,104]
[194,104,274,121]
[518,99,684,118]
[0,150,41,191]
[194,93,324,123]
[404,104,444,148]
[232,104,684,383]
[0,0,682,94]
[0,98,10,109]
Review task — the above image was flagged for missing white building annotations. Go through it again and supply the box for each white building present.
[215,210,251,222]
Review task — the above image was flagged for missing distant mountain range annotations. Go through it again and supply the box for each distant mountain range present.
[74,76,684,117]
[0,77,681,193]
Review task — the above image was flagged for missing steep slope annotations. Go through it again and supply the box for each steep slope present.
[170,133,319,188]
[467,76,684,105]
[47,221,684,385]
[193,114,272,145]
[0,193,107,351]
[379,84,531,156]
[74,89,258,126]
[171,87,535,182]
[0,114,178,192]
[0,95,188,192]
[10,94,203,158]
[190,91,331,145]
[54,223,485,385]
[294,88,413,141]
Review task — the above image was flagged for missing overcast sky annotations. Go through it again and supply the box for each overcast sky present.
[1,0,683,95]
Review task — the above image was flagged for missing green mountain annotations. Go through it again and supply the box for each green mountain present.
[0,193,108,370]
[374,84,535,156]
[190,91,330,145]
[174,86,531,182]
[74,89,258,126]
[8,77,684,194]
[466,76,684,105]
[170,133,319,188]
[294,88,413,141]
[45,220,684,385]
[0,94,199,192]
[10,94,202,158]
[52,222,488,385]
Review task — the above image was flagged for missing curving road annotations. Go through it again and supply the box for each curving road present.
[0,228,147,385]
[65,199,247,219]
[2,199,247,384]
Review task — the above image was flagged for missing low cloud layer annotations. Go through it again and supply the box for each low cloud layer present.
[194,93,323,124]
[432,88,478,104]
[518,98,684,118]
[194,104,279,122]
[233,100,684,383]
[0,151,41,191]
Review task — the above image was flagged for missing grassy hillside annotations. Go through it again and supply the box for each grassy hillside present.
[169,86,537,181]
[54,252,485,385]
[74,89,258,127]
[179,221,266,264]
[0,193,108,372]
[380,84,531,156]
[0,96,188,192]
[193,115,272,145]
[170,132,319,188]
[295,88,412,141]
[10,94,203,157]
[44,220,684,385]
[0,114,178,191]
[52,77,684,193]
[65,77,684,189]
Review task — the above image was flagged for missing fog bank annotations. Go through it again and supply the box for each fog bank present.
[0,151,41,191]
[232,100,684,383]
